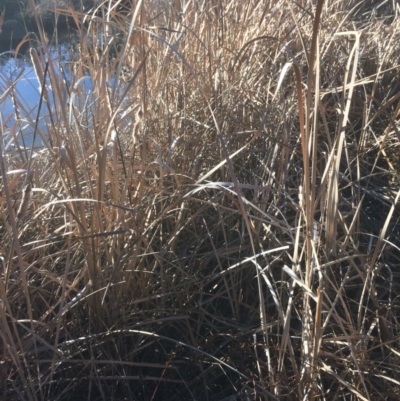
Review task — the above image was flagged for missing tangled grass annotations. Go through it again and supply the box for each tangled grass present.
[1,0,400,399]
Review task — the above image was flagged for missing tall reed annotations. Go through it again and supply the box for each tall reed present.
[1,0,400,399]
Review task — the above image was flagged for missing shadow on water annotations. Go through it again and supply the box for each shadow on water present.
[0,9,31,54]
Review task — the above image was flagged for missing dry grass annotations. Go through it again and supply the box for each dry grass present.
[1,0,400,400]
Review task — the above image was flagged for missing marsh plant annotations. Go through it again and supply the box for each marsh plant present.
[1,0,400,400]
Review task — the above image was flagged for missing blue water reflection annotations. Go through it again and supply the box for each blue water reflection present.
[0,46,93,151]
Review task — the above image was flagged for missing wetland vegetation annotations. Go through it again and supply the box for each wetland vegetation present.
[1,0,400,400]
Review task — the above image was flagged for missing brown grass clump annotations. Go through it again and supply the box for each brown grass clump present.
[1,0,400,400]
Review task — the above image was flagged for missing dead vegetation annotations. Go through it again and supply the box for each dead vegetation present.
[1,0,400,400]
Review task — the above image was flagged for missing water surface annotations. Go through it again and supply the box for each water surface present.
[0,43,93,151]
